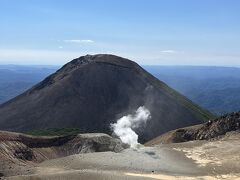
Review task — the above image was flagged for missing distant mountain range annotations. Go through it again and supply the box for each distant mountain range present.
[0,55,211,143]
[0,64,240,115]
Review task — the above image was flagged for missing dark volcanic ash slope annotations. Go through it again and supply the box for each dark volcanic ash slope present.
[0,54,213,142]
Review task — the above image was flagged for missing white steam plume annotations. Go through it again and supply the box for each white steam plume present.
[111,106,151,148]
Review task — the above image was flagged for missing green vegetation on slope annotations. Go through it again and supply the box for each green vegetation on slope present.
[26,128,83,136]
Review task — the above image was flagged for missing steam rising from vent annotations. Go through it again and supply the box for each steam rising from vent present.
[111,106,151,148]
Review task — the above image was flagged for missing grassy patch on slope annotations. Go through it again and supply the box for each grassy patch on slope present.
[26,128,83,136]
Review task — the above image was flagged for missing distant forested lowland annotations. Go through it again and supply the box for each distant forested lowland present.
[0,65,58,104]
[144,66,240,115]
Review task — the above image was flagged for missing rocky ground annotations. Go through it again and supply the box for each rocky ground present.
[0,131,127,178]
[146,112,240,145]
[1,132,240,180]
[1,112,240,180]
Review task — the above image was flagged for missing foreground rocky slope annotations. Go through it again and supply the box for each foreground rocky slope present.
[1,118,240,179]
[146,112,240,145]
[0,131,126,177]
[0,54,213,143]
[4,133,240,180]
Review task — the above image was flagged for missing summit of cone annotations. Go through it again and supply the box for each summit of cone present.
[0,54,213,143]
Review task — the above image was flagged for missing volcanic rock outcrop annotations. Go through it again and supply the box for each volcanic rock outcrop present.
[0,131,126,177]
[0,54,213,142]
[146,112,240,145]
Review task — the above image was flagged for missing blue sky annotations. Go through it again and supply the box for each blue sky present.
[0,0,240,66]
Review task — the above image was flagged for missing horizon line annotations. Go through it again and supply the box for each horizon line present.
[0,63,240,68]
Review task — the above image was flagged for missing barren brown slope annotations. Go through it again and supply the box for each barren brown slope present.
[146,112,240,145]
[0,130,125,177]
[0,54,213,143]
[4,133,240,180]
